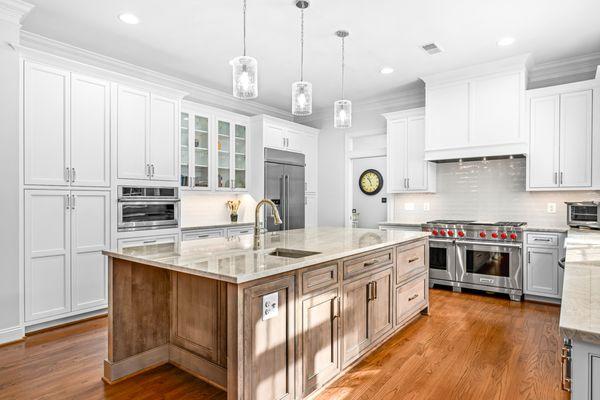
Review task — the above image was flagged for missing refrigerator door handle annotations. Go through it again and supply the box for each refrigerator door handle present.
[279,175,285,231]
[285,174,290,229]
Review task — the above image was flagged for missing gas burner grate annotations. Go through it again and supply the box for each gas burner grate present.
[494,222,527,227]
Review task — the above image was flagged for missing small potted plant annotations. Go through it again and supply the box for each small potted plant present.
[226,200,241,223]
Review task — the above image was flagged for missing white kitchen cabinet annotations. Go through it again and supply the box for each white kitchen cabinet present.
[384,108,436,193]
[264,123,287,150]
[70,74,110,187]
[528,88,593,190]
[117,86,150,180]
[180,111,211,190]
[305,194,318,228]
[525,247,559,297]
[117,233,179,251]
[425,82,469,151]
[70,191,110,311]
[117,85,180,182]
[216,117,249,191]
[24,190,71,321]
[25,189,110,322]
[300,133,318,193]
[149,95,178,182]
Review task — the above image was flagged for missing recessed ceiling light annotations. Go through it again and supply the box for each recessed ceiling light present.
[497,37,515,47]
[380,67,394,74]
[118,13,140,25]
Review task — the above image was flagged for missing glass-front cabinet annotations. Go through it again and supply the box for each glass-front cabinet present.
[180,103,249,192]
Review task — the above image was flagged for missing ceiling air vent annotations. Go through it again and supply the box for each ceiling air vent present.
[421,42,443,55]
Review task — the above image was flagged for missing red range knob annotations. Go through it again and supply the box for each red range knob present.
[479,232,486,238]
[440,230,447,236]
[447,230,454,236]
[432,229,438,236]
[510,233,517,240]
[500,232,508,240]
[458,231,465,237]
[491,232,498,239]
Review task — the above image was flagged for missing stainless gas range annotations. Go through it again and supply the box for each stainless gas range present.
[422,220,525,301]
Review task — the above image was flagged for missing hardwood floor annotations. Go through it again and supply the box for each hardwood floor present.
[0,288,568,400]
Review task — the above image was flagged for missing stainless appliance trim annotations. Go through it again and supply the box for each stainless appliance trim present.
[117,186,180,232]
[566,201,600,229]
[428,238,457,282]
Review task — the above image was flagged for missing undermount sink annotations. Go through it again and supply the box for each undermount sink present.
[268,248,321,259]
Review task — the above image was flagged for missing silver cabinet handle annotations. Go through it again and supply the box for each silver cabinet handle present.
[554,172,558,185]
[71,167,76,183]
[65,194,70,210]
[143,239,157,244]
[71,194,75,210]
[151,164,155,178]
[407,178,410,189]
[527,251,531,264]
[146,164,150,177]
[560,172,564,185]
[65,167,70,183]
[533,238,551,242]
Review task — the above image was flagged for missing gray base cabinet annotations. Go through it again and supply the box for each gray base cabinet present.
[571,339,600,400]
[524,232,565,301]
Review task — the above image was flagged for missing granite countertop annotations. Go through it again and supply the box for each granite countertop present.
[181,221,254,231]
[524,226,570,233]
[379,221,424,228]
[559,229,600,345]
[103,227,430,284]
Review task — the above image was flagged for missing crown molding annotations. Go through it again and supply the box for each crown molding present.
[529,51,600,86]
[19,31,292,120]
[0,0,33,25]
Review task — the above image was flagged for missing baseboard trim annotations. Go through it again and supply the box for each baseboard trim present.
[169,344,227,391]
[103,344,169,383]
[0,325,25,346]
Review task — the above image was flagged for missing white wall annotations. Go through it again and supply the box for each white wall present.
[391,158,599,227]
[0,17,25,343]
[352,156,387,228]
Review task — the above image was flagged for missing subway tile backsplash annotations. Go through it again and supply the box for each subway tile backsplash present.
[392,158,600,227]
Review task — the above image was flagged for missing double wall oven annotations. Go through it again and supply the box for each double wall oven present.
[117,186,180,232]
[424,220,524,301]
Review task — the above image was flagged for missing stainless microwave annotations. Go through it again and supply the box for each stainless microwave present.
[566,201,600,229]
[117,186,180,232]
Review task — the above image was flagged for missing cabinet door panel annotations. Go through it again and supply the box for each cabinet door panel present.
[71,191,110,310]
[526,247,559,296]
[560,90,592,188]
[426,82,469,150]
[302,289,340,397]
[305,194,318,228]
[150,95,178,181]
[529,95,560,188]
[342,275,370,366]
[117,86,149,180]
[24,62,70,186]
[264,124,286,150]
[369,268,393,342]
[70,74,110,187]
[387,119,407,193]
[25,190,71,321]
[405,116,427,191]
[303,134,318,194]
[470,72,521,145]
[233,123,248,190]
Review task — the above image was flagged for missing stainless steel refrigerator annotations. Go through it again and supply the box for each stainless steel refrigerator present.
[264,148,305,232]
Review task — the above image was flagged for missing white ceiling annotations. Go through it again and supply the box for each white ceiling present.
[22,0,600,112]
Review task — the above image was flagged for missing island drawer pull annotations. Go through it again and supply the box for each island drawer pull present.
[143,240,157,244]
[408,293,419,302]
[363,260,377,267]
[408,257,420,263]
[331,297,341,319]
[372,281,378,300]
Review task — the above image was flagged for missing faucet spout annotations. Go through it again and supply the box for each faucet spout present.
[254,199,282,250]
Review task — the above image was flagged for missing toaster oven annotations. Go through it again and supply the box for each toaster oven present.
[566,201,600,229]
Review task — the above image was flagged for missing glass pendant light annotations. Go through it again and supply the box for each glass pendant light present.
[291,0,312,116]
[334,30,351,128]
[232,0,258,99]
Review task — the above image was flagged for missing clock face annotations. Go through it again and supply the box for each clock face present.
[359,169,383,195]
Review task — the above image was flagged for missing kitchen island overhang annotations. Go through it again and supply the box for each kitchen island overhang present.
[102,227,431,400]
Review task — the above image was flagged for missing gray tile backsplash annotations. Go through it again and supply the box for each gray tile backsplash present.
[392,158,600,226]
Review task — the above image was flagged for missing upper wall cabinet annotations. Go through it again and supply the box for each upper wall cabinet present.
[384,108,436,193]
[24,62,110,187]
[422,55,530,160]
[180,102,250,192]
[527,81,596,191]
[117,85,179,182]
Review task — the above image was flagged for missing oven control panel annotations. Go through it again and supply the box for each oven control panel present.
[423,224,523,243]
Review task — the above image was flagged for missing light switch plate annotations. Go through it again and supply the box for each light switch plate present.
[404,202,415,211]
[262,292,279,321]
[423,202,430,211]
[547,203,557,213]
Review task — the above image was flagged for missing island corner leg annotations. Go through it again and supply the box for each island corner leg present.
[227,282,244,400]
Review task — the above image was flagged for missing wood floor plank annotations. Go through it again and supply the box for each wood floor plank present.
[0,288,568,400]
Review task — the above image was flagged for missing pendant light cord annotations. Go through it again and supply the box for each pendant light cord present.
[242,0,247,56]
[341,36,345,99]
[300,9,304,81]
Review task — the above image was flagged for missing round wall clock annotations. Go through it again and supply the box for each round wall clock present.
[359,169,383,195]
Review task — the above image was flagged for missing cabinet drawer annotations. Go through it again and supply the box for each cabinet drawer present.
[395,274,427,326]
[343,248,394,280]
[526,233,558,247]
[182,228,225,241]
[227,226,253,237]
[302,263,339,294]
[396,242,426,284]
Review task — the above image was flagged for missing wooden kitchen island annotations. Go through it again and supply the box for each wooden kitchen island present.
[102,227,430,400]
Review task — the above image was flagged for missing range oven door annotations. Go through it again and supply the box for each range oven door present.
[456,241,522,290]
[117,200,180,231]
[429,239,456,282]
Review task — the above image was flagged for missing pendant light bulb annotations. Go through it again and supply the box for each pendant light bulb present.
[334,30,351,128]
[232,0,258,99]
[292,1,312,116]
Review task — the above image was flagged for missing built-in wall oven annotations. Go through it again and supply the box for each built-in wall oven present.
[117,186,180,232]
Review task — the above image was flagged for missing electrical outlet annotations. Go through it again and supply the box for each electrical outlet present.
[262,292,279,321]
[423,202,430,211]
[547,203,557,213]
[404,202,415,211]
